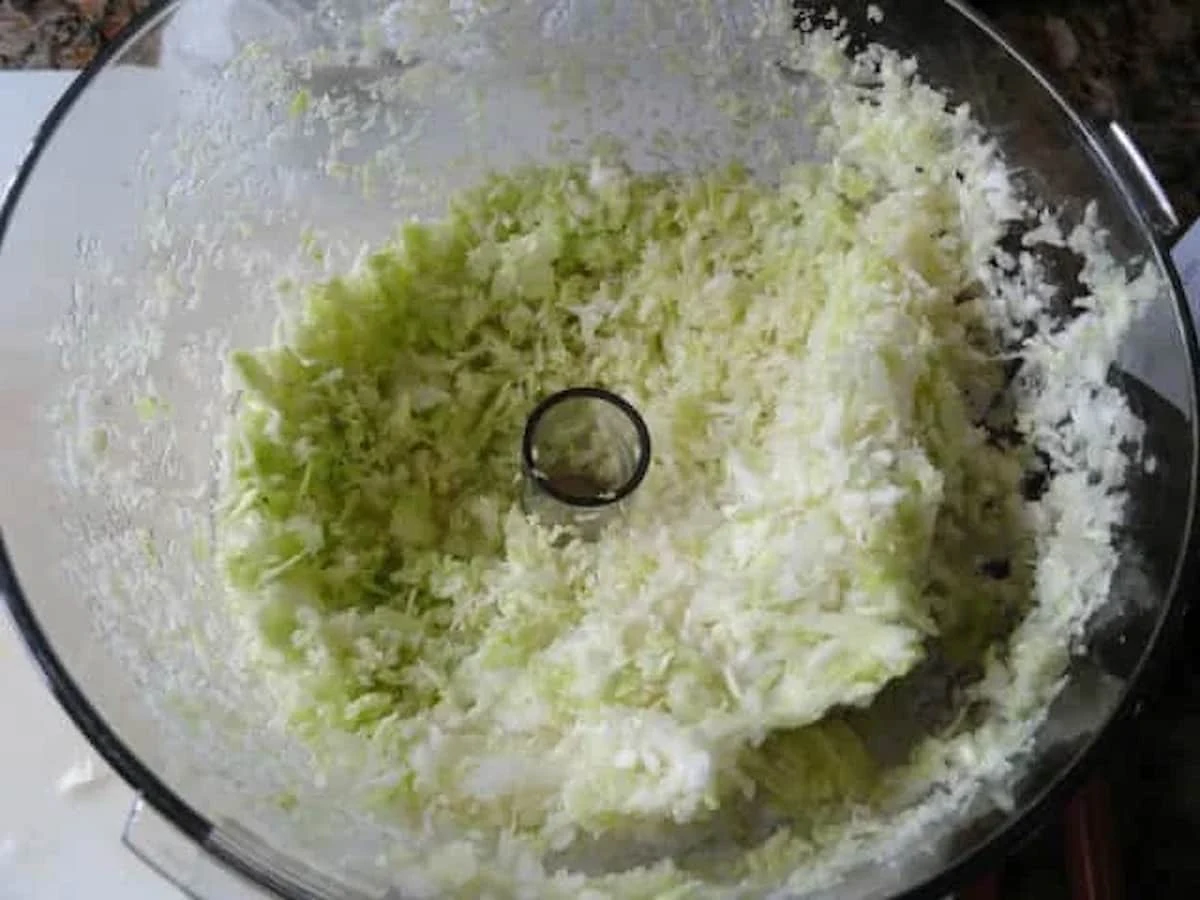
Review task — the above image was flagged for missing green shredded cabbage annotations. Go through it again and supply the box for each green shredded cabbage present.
[222,155,1031,844]
[208,6,1157,890]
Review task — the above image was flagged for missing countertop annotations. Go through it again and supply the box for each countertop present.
[0,2,1197,899]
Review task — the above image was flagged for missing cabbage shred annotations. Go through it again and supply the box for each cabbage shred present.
[225,151,1032,833]
[219,7,1151,898]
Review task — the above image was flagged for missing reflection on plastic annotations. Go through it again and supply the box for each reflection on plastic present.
[1172,217,1200,327]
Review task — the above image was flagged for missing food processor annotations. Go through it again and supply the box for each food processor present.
[0,1,1196,898]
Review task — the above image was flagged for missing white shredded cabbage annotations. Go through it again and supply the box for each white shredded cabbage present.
[55,755,110,796]
[226,154,960,830]
[213,6,1157,898]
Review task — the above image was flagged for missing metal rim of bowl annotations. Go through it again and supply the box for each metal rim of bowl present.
[0,2,1197,898]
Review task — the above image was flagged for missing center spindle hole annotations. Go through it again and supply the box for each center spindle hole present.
[521,388,651,517]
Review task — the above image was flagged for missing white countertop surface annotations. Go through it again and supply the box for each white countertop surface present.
[0,70,178,900]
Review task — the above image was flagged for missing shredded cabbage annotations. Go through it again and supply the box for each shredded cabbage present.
[224,151,1028,831]
[216,8,1151,897]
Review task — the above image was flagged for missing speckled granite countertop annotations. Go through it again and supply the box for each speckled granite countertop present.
[0,0,149,67]
[986,0,1199,225]
[1,2,1197,898]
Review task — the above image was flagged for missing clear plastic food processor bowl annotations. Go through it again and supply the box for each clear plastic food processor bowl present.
[0,1,1196,898]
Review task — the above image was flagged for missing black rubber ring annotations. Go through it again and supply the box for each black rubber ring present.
[521,387,652,509]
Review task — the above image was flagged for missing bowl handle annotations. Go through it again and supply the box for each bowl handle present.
[124,796,393,899]
[123,797,269,898]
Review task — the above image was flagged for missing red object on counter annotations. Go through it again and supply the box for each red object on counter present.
[960,871,1001,900]
[1065,776,1122,900]
[959,774,1120,900]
